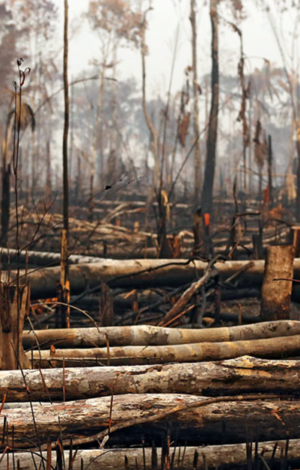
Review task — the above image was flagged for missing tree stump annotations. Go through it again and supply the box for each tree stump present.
[261,245,295,321]
[0,283,31,370]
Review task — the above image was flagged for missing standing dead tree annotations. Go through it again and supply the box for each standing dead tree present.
[61,0,70,328]
[201,0,219,214]
[190,0,202,204]
[140,6,159,202]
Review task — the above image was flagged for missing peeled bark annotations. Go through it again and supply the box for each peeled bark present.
[3,439,300,470]
[1,394,299,448]
[28,334,300,368]
[2,356,300,402]
[23,320,300,349]
[261,245,295,321]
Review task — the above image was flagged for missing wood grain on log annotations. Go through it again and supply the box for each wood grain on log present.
[28,335,300,367]
[261,245,295,321]
[4,259,268,298]
[1,394,299,448]
[23,320,300,349]
[2,356,300,402]
[4,258,300,298]
[2,439,300,470]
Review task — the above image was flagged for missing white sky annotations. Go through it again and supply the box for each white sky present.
[51,0,296,98]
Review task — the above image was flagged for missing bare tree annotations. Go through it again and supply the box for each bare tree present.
[190,0,202,205]
[140,6,159,198]
[201,0,219,214]
[61,0,70,329]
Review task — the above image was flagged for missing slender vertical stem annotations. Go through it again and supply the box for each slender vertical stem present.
[201,0,219,214]
[190,0,202,205]
[62,0,69,278]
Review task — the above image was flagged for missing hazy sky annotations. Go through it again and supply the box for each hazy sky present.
[50,0,297,98]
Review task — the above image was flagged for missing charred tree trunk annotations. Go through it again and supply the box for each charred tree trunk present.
[268,134,273,207]
[141,10,159,201]
[261,245,295,321]
[1,165,10,246]
[45,140,52,201]
[62,0,69,249]
[201,0,219,214]
[296,139,300,221]
[0,283,30,370]
[190,0,201,204]
[61,0,70,328]
[1,116,14,246]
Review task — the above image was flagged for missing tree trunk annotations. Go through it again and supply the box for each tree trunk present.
[8,258,300,300]
[60,0,70,332]
[3,440,300,470]
[201,0,219,214]
[62,0,69,237]
[90,65,105,222]
[141,11,159,200]
[1,395,300,448]
[268,134,273,207]
[23,320,300,349]
[28,334,300,368]
[261,245,295,321]
[3,356,300,402]
[45,140,52,201]
[1,116,14,246]
[190,0,201,204]
[4,439,300,470]
[0,283,30,370]
[9,259,270,299]
[296,139,300,221]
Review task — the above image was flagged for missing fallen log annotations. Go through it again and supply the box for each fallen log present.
[1,394,299,448]
[0,247,105,267]
[2,439,300,470]
[2,259,267,299]
[5,258,300,300]
[28,334,300,367]
[2,356,300,402]
[23,320,300,349]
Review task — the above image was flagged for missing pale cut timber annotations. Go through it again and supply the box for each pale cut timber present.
[2,440,300,470]
[2,259,269,299]
[28,334,300,367]
[2,356,300,402]
[1,394,299,448]
[5,258,300,299]
[23,320,300,349]
[4,258,300,299]
[261,245,295,320]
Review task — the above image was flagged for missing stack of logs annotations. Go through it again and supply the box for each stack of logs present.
[1,245,300,468]
[0,320,300,468]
